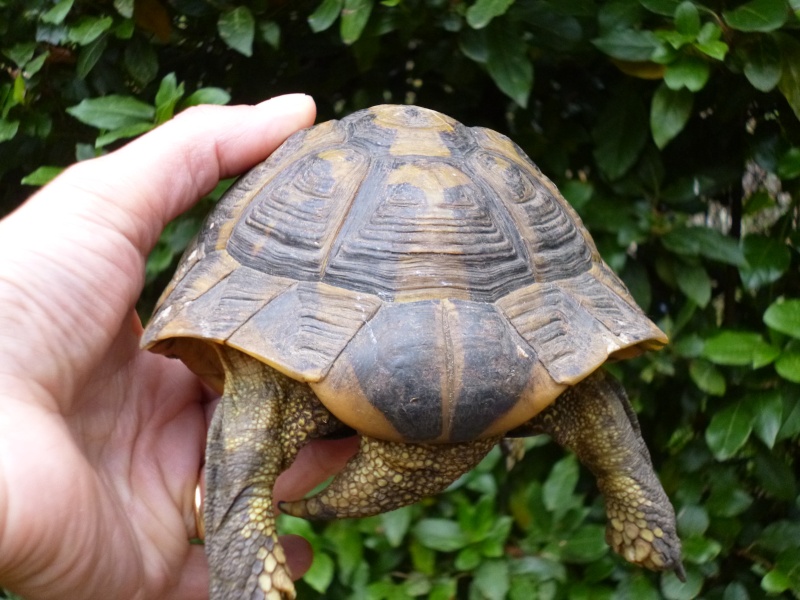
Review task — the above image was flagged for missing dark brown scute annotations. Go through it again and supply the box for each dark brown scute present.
[341,299,533,443]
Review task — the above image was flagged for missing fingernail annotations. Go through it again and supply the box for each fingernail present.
[256,94,312,110]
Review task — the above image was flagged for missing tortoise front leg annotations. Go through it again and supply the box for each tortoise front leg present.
[280,435,500,520]
[514,369,685,579]
[205,348,345,600]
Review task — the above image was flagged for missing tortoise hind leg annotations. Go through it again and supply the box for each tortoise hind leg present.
[513,369,685,579]
[280,435,499,520]
[205,348,346,600]
[205,348,296,600]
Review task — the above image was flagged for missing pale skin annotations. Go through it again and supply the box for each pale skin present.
[0,95,358,600]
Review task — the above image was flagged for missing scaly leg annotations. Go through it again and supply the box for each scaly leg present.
[205,347,344,600]
[499,438,527,470]
[280,435,500,519]
[513,369,685,579]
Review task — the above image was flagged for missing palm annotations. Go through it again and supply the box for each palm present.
[2,347,208,598]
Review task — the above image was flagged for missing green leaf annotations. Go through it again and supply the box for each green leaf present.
[66,95,155,130]
[674,333,704,358]
[430,580,458,600]
[615,573,661,599]
[77,35,108,79]
[95,121,154,147]
[67,15,114,45]
[413,519,470,552]
[776,33,800,121]
[705,400,753,461]
[776,347,800,382]
[778,392,800,440]
[340,0,373,45]
[763,299,800,338]
[754,447,797,500]
[677,504,710,537]
[593,29,661,61]
[662,226,746,266]
[557,525,608,563]
[542,454,579,513]
[682,536,722,564]
[460,27,489,63]
[743,35,782,92]
[697,21,723,44]
[0,117,19,142]
[260,20,280,50]
[751,390,783,448]
[695,38,729,61]
[12,74,24,105]
[124,37,159,86]
[303,551,335,593]
[27,50,47,75]
[325,522,363,583]
[740,235,791,290]
[154,73,184,124]
[702,330,779,367]
[115,19,135,40]
[598,2,645,33]
[778,147,800,179]
[723,0,788,32]
[592,88,648,180]
[182,88,231,107]
[707,483,753,517]
[758,520,800,552]
[466,0,514,29]
[41,0,74,25]
[762,569,792,594]
[486,24,533,107]
[308,0,343,32]
[456,545,482,571]
[380,506,412,547]
[114,0,134,18]
[664,56,710,91]
[744,190,776,215]
[20,165,63,186]
[512,1,583,51]
[639,0,681,16]
[472,559,510,600]
[650,84,693,148]
[689,359,726,395]
[674,2,700,36]
[218,7,255,57]
[3,43,36,68]
[676,262,711,307]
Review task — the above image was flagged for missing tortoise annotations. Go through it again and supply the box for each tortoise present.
[141,104,684,599]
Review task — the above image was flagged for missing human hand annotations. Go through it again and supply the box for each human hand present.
[0,95,357,600]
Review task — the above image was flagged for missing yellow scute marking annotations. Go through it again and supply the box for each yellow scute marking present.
[389,130,451,156]
[386,162,471,190]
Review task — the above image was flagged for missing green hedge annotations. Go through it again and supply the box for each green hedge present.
[2,1,799,598]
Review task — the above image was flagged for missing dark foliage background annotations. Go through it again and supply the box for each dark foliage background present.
[1,0,799,598]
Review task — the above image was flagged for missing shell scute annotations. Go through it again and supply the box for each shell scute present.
[227,281,382,381]
[320,158,534,301]
[497,282,617,385]
[142,252,292,348]
[227,146,369,280]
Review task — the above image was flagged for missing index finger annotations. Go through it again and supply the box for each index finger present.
[54,94,317,256]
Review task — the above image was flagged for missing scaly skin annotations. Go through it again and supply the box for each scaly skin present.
[205,349,682,599]
[280,435,499,520]
[205,348,344,600]
[513,369,685,580]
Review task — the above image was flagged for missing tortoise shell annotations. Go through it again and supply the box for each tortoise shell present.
[141,104,667,444]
